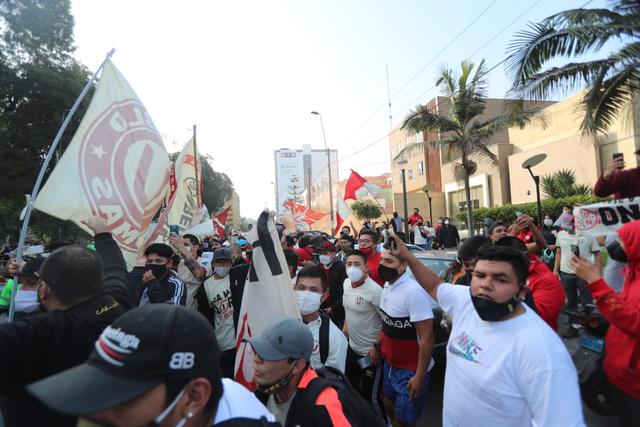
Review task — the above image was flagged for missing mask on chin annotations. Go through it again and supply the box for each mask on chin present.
[359,246,375,257]
[470,289,521,321]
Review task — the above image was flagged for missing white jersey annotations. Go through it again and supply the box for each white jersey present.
[437,283,585,427]
[306,315,348,373]
[214,378,276,424]
[342,276,382,356]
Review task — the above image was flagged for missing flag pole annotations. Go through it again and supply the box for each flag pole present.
[8,49,115,322]
[193,124,202,208]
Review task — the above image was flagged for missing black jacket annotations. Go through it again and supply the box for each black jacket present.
[0,233,132,427]
[321,260,347,327]
[195,263,248,332]
[437,225,460,249]
[128,268,187,306]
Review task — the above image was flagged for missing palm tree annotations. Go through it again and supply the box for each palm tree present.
[507,0,640,135]
[541,169,592,198]
[401,59,539,234]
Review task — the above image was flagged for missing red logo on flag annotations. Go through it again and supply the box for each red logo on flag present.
[78,99,169,251]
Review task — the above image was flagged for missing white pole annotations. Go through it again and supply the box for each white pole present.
[8,49,115,322]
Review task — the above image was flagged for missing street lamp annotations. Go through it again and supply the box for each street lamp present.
[422,183,434,227]
[398,159,409,240]
[311,111,335,236]
[522,153,547,228]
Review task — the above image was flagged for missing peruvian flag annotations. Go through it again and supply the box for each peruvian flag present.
[344,169,381,200]
[212,206,231,237]
[334,192,352,235]
[282,201,325,225]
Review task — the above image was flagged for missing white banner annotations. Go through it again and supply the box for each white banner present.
[234,210,301,390]
[33,59,170,267]
[167,138,203,234]
[574,197,640,236]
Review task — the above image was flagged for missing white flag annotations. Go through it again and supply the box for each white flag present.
[33,59,171,267]
[234,210,301,390]
[167,138,203,233]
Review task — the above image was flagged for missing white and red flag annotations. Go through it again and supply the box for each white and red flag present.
[212,206,231,237]
[33,59,170,267]
[166,138,202,233]
[334,192,352,235]
[235,211,301,390]
[282,201,325,225]
[344,169,381,201]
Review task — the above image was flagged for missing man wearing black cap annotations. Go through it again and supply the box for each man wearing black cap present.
[196,247,237,378]
[0,216,133,427]
[130,243,187,306]
[249,318,351,426]
[28,304,276,427]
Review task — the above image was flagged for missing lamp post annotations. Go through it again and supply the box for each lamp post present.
[521,154,547,228]
[398,159,409,240]
[422,184,434,227]
[311,111,335,236]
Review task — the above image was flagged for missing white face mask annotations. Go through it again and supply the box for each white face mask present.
[319,255,333,266]
[543,219,553,227]
[15,290,39,313]
[444,220,450,225]
[214,266,231,277]
[296,290,322,315]
[346,266,364,283]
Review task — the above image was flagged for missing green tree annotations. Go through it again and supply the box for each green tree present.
[507,0,640,134]
[541,169,592,198]
[401,59,540,234]
[168,153,234,214]
[0,0,92,241]
[350,200,383,222]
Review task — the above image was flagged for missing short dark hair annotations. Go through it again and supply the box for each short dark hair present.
[458,236,491,262]
[183,234,200,246]
[476,246,529,286]
[39,245,104,304]
[358,229,379,243]
[144,243,174,258]
[296,265,327,291]
[298,234,311,249]
[283,249,299,270]
[345,249,367,264]
[341,226,351,232]
[170,254,182,265]
[165,375,223,421]
[563,205,572,210]
[489,222,507,235]
[494,235,528,253]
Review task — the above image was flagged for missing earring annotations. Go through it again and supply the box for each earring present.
[186,411,194,418]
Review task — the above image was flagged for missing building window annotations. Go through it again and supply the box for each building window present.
[408,168,413,180]
[418,161,424,176]
[416,131,423,143]
[404,136,410,148]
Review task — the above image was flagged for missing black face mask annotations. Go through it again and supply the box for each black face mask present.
[378,264,400,283]
[606,241,628,263]
[470,289,521,321]
[145,263,167,279]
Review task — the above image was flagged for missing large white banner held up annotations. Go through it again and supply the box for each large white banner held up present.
[574,197,640,236]
[33,59,171,267]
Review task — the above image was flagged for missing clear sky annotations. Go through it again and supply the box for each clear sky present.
[70,0,609,218]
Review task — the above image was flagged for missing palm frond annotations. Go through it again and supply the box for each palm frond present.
[401,105,460,133]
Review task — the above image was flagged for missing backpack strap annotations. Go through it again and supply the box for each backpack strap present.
[214,416,280,427]
[319,312,330,365]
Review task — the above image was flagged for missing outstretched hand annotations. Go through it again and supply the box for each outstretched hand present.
[82,215,109,235]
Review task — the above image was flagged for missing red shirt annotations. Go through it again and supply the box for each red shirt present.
[593,167,640,199]
[527,256,565,331]
[409,213,423,226]
[367,251,383,287]
[587,219,640,398]
[516,230,534,245]
[296,246,314,266]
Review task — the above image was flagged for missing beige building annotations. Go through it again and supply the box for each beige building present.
[225,191,241,230]
[508,92,640,204]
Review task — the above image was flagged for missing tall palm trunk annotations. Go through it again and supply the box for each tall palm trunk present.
[463,172,474,236]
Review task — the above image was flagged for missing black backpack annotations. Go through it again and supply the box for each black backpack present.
[215,416,281,427]
[290,366,382,427]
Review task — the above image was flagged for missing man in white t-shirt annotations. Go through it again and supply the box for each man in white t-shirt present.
[374,244,435,427]
[553,213,601,337]
[169,233,209,309]
[387,235,585,427]
[342,249,383,402]
[27,304,277,427]
[196,248,236,378]
[293,265,348,373]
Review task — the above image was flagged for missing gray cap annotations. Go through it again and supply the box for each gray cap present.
[245,318,313,361]
[213,248,232,261]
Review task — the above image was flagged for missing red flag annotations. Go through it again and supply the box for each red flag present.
[344,169,381,201]
[282,201,325,225]
[212,206,231,237]
[334,192,352,235]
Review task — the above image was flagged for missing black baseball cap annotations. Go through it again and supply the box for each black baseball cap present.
[28,304,221,416]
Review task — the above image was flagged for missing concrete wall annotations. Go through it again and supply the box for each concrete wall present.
[393,191,446,226]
